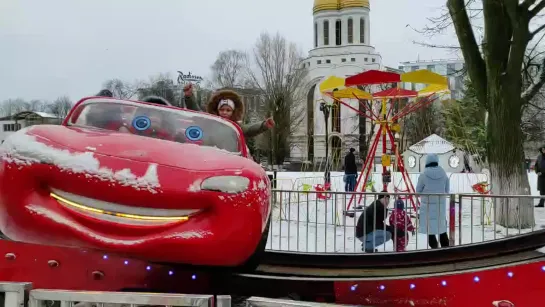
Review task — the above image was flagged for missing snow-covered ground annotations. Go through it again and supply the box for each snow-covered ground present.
[265,171,545,253]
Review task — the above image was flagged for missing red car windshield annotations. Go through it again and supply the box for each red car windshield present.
[68,100,241,154]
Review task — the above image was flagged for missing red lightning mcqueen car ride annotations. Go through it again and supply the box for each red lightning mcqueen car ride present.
[0,97,271,267]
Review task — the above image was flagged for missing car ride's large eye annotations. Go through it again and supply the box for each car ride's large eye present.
[132,116,151,131]
[185,126,203,141]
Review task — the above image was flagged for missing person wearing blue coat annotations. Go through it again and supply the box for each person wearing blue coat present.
[416,154,450,248]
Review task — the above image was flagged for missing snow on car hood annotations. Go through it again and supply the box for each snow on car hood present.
[1,126,252,192]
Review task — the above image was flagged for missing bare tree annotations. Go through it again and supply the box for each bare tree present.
[102,79,140,99]
[245,32,308,165]
[210,50,248,88]
[403,101,445,144]
[521,46,545,143]
[48,96,73,119]
[0,98,48,116]
[443,0,545,228]
[137,73,177,105]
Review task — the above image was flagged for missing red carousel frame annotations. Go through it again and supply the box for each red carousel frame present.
[319,70,450,212]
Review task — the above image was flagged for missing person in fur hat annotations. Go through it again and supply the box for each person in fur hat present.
[183,83,274,138]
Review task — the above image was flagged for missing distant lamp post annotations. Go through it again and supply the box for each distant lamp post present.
[320,97,334,186]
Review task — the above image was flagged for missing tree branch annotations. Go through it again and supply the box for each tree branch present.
[522,55,545,102]
[526,100,545,111]
[530,23,545,39]
[503,1,531,95]
[447,0,488,105]
[530,0,545,17]
[412,41,462,49]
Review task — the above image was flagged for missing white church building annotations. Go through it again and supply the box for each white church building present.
[290,0,391,165]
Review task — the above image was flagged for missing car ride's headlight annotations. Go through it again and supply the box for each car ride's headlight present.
[200,176,250,194]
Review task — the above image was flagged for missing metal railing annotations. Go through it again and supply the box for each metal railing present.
[0,284,354,307]
[266,171,489,196]
[245,297,362,307]
[266,190,543,253]
[29,290,216,307]
[0,282,31,307]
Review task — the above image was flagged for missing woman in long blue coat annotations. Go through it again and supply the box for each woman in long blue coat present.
[416,154,450,248]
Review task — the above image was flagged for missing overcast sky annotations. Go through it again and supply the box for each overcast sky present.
[0,0,459,102]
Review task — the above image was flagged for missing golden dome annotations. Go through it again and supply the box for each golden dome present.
[313,0,369,14]
[340,0,370,10]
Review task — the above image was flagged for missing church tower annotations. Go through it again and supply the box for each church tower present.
[291,0,382,167]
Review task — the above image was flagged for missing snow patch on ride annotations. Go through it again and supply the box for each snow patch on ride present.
[164,230,212,239]
[188,179,202,192]
[1,133,161,193]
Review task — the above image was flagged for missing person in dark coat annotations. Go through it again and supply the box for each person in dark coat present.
[534,146,545,207]
[355,192,393,253]
[96,89,113,97]
[140,95,172,106]
[344,148,358,192]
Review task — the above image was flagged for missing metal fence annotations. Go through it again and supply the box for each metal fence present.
[267,171,490,196]
[265,190,543,253]
[0,283,355,307]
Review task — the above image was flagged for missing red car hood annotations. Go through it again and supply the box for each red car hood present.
[23,125,247,171]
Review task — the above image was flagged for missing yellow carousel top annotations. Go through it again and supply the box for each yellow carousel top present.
[313,0,370,14]
[319,69,450,99]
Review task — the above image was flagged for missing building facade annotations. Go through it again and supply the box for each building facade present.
[0,111,61,142]
[291,0,383,165]
[398,59,466,100]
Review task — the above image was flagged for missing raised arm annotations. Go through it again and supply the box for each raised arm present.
[184,94,202,111]
[242,121,269,138]
[183,83,202,111]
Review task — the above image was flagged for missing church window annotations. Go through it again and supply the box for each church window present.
[360,18,365,43]
[347,18,353,43]
[314,23,318,47]
[323,20,329,45]
[335,20,342,45]
[332,101,341,132]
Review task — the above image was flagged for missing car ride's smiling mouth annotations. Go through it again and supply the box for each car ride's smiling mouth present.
[49,189,198,226]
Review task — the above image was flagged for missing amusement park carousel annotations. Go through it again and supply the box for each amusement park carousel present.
[0,68,542,307]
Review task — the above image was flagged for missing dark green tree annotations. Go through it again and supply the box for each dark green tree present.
[403,99,444,144]
[443,78,487,163]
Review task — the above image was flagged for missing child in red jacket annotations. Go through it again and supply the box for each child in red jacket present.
[388,199,415,252]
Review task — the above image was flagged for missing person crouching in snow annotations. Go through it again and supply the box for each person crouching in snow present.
[388,199,415,252]
[183,83,275,138]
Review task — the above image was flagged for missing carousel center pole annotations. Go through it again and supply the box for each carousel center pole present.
[380,97,391,192]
